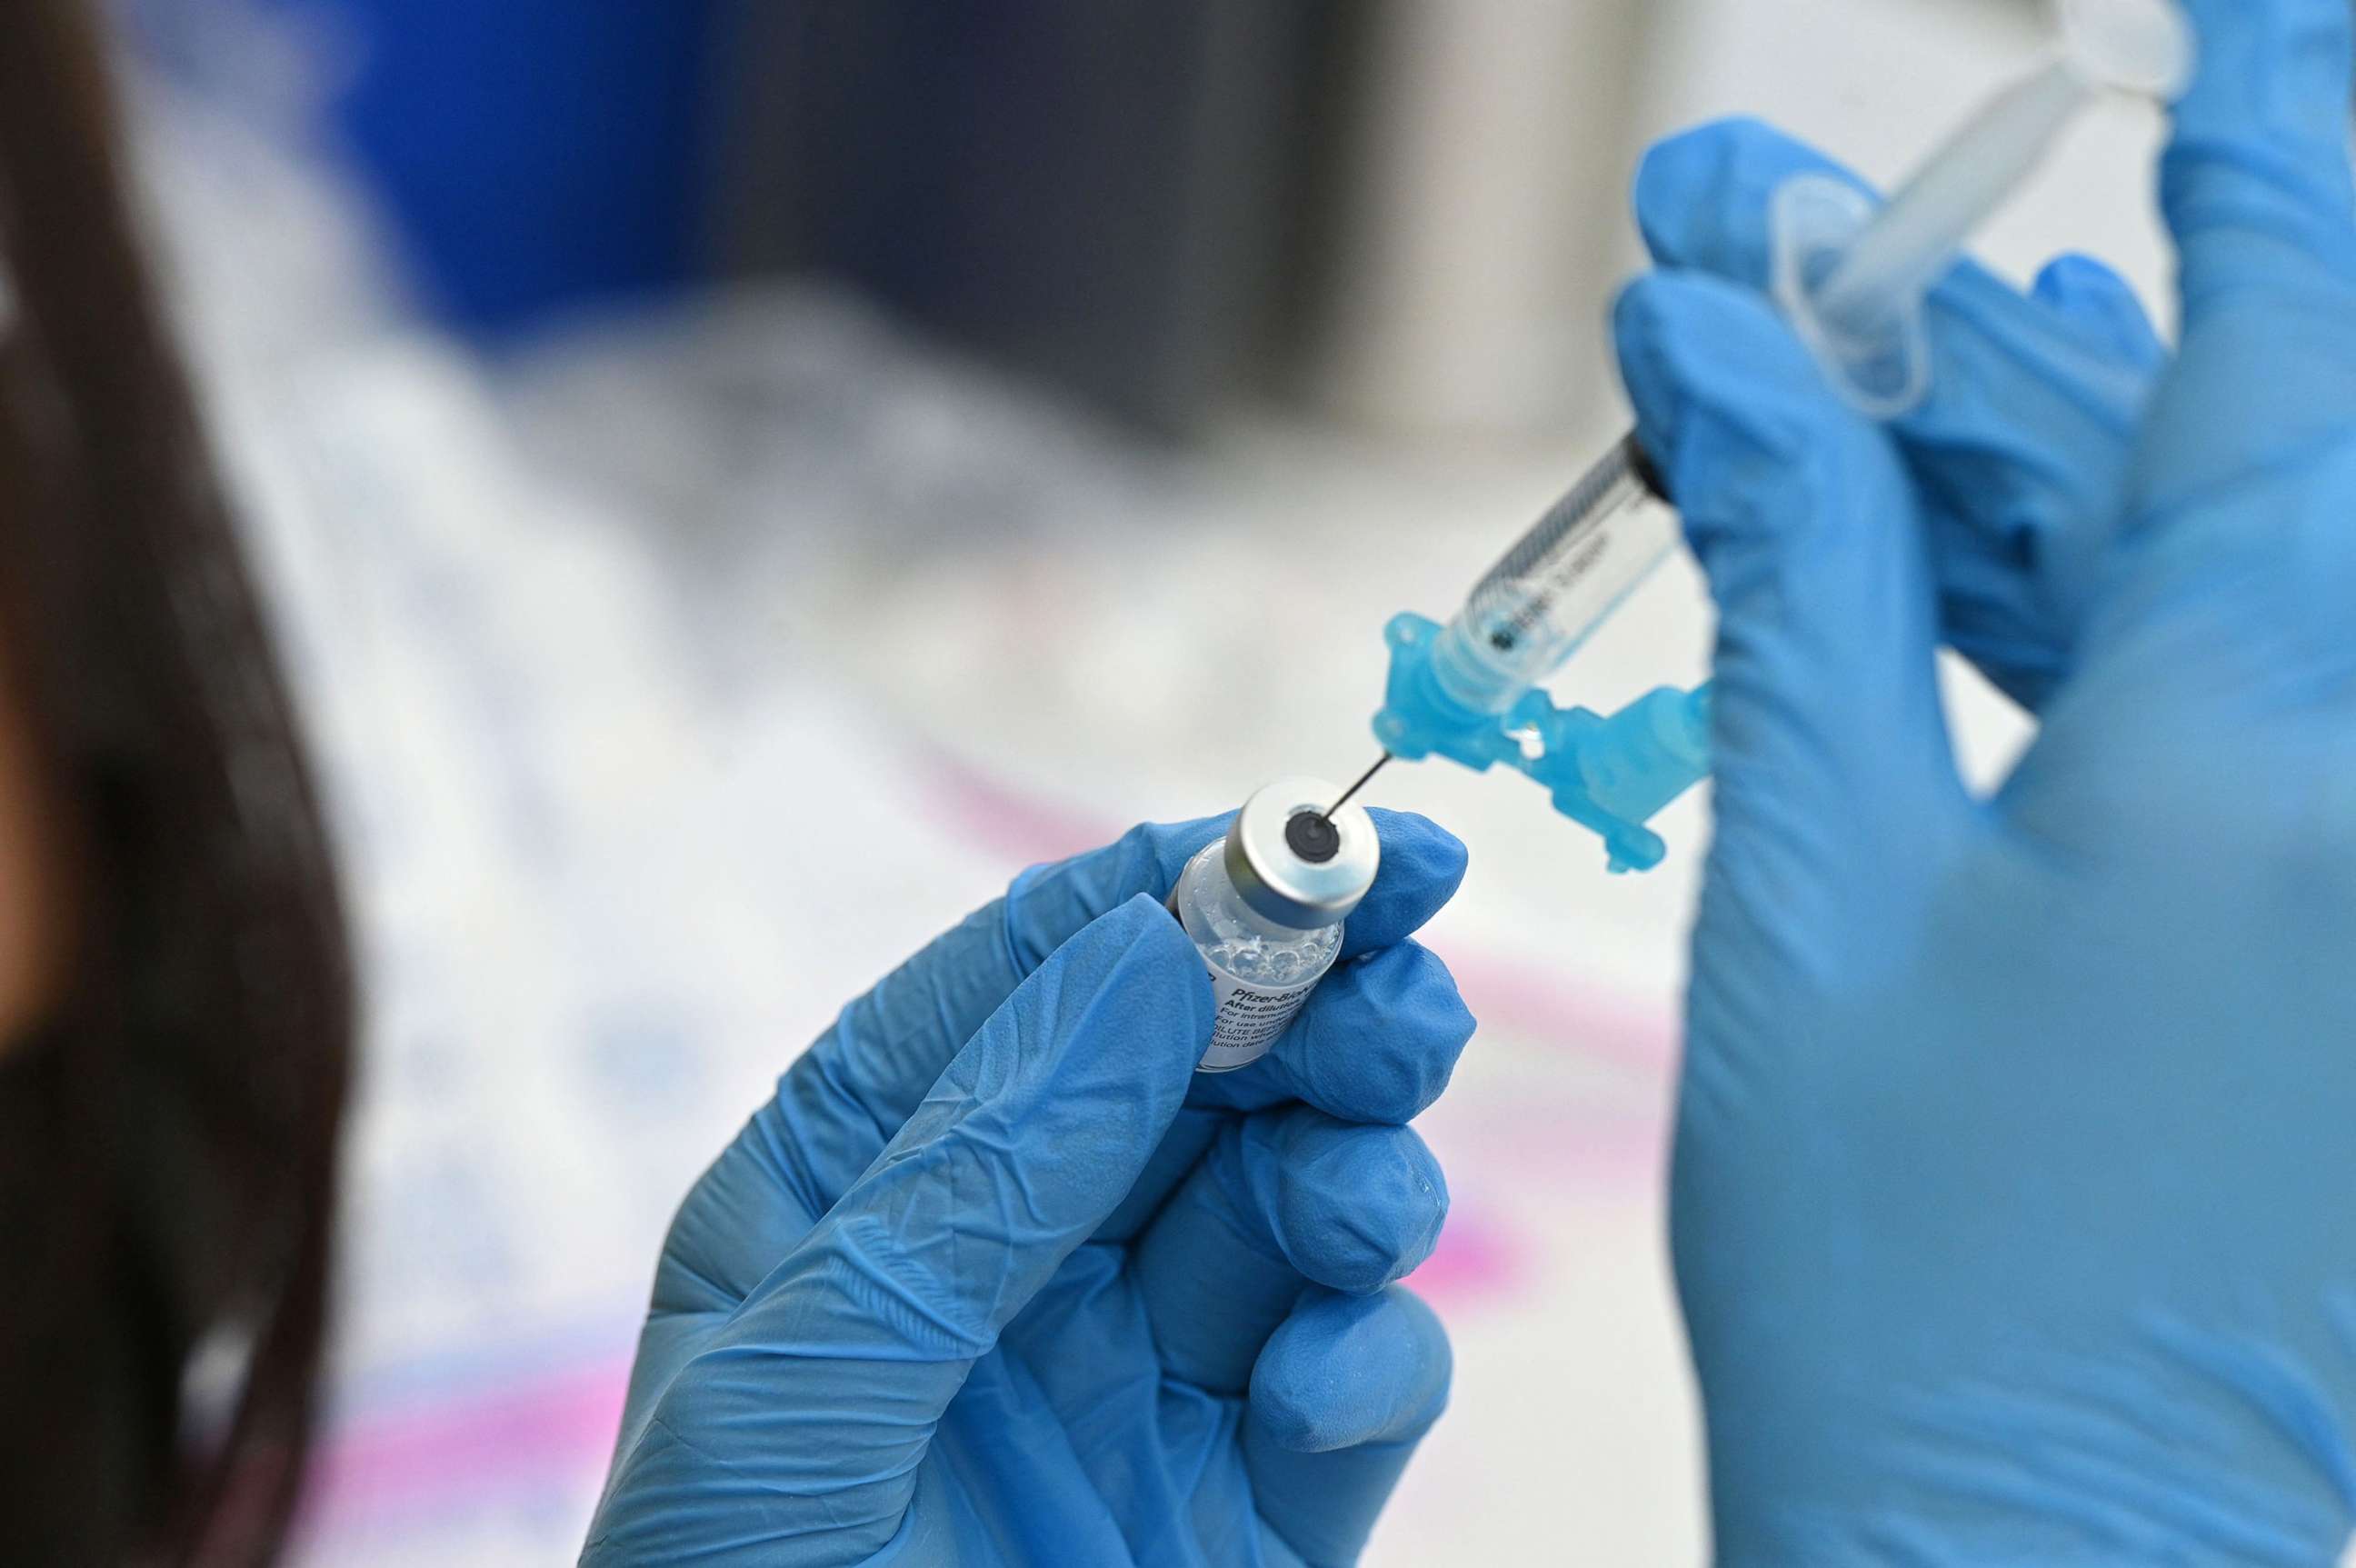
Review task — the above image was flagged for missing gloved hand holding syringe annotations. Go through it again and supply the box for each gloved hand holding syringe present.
[1336,0,2193,873]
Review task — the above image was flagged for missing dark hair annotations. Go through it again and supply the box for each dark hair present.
[0,3,354,1563]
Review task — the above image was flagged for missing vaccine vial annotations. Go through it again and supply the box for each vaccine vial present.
[1168,776,1380,1073]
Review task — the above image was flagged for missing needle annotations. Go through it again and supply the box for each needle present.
[1322,753,1393,822]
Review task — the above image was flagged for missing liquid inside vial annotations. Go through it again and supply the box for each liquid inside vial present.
[1173,844,1343,987]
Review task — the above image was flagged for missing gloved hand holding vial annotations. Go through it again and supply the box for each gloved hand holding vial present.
[585,811,1474,1563]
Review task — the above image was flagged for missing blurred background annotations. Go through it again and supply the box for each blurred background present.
[113,0,2173,1560]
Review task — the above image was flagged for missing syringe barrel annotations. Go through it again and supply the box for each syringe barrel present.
[1429,434,1679,715]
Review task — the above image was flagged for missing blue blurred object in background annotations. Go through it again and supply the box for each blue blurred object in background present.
[131,0,1355,424]
[138,0,732,333]
[317,0,725,330]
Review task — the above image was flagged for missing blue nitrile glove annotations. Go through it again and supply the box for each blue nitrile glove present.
[1630,116,2170,716]
[582,811,1474,1566]
[1617,0,2356,1559]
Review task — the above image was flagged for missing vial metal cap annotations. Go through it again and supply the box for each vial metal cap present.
[1223,776,1381,931]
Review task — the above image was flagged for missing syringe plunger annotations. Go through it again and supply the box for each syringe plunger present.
[1773,0,2191,416]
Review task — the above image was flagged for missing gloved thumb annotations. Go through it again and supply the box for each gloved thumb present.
[1614,273,1971,923]
[584,894,1211,1566]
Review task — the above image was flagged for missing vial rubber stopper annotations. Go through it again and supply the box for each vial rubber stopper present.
[1224,776,1380,930]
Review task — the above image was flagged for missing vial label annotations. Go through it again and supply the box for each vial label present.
[1195,967,1318,1073]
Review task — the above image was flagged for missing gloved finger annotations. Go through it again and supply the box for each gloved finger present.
[2032,251,2169,367]
[1090,1104,1227,1243]
[763,807,1461,1236]
[1633,117,2162,710]
[1103,878,1469,1243]
[2145,0,2356,494]
[1097,944,1472,1231]
[1617,271,1972,912]
[1242,941,1476,1125]
[1128,1107,1446,1395]
[2094,0,2356,673]
[2167,0,2356,323]
[1336,809,1469,959]
[595,896,1210,1563]
[1243,1288,1453,1568]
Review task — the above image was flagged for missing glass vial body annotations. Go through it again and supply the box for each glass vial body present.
[1169,778,1379,1073]
[1171,842,1345,1072]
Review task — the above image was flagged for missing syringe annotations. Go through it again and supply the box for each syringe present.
[1371,432,1698,874]
[1353,0,2191,873]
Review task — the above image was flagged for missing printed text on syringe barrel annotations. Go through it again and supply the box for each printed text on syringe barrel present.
[1484,531,1613,654]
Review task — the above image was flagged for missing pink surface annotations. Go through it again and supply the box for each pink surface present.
[296,1358,631,1540]
[910,743,1124,865]
[1403,1210,1523,1306]
[1443,953,1676,1077]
